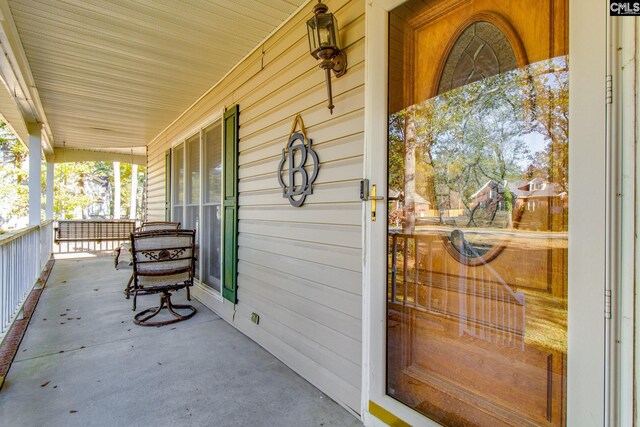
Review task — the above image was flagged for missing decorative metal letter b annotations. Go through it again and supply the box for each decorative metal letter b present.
[277,115,319,207]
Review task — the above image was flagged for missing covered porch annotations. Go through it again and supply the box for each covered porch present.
[0,0,365,423]
[0,253,360,426]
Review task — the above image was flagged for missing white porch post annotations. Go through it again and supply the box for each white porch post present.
[45,162,54,220]
[28,124,42,226]
[130,164,138,219]
[113,161,121,219]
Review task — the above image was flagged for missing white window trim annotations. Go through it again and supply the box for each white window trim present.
[170,115,222,149]
[362,1,608,426]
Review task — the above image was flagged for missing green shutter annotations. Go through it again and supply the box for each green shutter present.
[165,150,171,221]
[222,105,239,304]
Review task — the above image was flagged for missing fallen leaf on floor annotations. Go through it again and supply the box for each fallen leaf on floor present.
[171,327,176,330]
[40,381,50,387]
[157,362,162,365]
[127,329,131,331]
[69,410,78,414]
[66,309,70,311]
[43,318,47,321]
[53,385,57,389]
[59,314,65,317]
[93,289,99,291]
[76,317,81,320]
[60,322,65,325]
[67,318,72,321]
[59,350,64,353]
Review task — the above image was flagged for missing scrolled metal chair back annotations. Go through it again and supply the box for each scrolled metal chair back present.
[137,221,180,232]
[130,230,195,288]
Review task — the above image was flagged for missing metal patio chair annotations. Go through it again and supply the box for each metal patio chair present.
[115,222,181,298]
[138,221,181,232]
[130,229,197,326]
[114,221,180,269]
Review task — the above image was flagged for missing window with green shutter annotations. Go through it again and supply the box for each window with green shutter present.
[169,122,224,293]
[222,105,239,304]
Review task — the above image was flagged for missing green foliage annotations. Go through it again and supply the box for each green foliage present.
[53,162,100,219]
[54,161,146,220]
[0,120,147,228]
[0,124,29,225]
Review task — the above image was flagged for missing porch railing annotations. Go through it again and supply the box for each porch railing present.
[0,221,54,341]
[54,219,137,253]
[389,232,526,349]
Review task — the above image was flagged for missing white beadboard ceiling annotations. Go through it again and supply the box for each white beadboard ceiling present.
[5,0,308,153]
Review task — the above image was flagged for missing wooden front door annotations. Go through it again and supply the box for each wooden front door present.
[386,1,568,425]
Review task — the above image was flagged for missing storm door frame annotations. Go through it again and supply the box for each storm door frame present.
[362,0,608,425]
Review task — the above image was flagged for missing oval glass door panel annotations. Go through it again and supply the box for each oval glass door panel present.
[387,1,568,426]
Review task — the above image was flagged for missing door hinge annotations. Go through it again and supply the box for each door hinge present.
[606,74,613,105]
[605,289,612,319]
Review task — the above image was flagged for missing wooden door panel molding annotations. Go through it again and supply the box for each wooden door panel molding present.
[388,306,566,426]
[391,0,568,108]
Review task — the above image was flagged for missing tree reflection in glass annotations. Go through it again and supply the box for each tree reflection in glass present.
[389,56,568,260]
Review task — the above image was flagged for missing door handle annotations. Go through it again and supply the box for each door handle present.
[360,180,384,221]
[369,184,385,221]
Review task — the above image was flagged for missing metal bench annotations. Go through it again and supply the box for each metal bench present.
[55,220,137,253]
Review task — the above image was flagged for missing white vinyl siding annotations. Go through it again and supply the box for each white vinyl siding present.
[146,0,364,414]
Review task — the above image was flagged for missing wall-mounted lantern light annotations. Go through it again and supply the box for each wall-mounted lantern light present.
[306,0,347,114]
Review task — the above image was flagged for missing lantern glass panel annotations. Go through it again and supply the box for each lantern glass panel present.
[316,14,334,48]
[330,14,341,50]
[307,15,321,54]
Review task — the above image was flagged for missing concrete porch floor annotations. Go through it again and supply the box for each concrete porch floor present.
[0,255,362,427]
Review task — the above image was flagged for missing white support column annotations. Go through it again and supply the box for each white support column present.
[113,161,121,219]
[130,164,138,219]
[45,162,54,220]
[28,124,42,226]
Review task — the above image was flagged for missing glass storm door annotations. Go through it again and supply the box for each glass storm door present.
[385,1,572,425]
